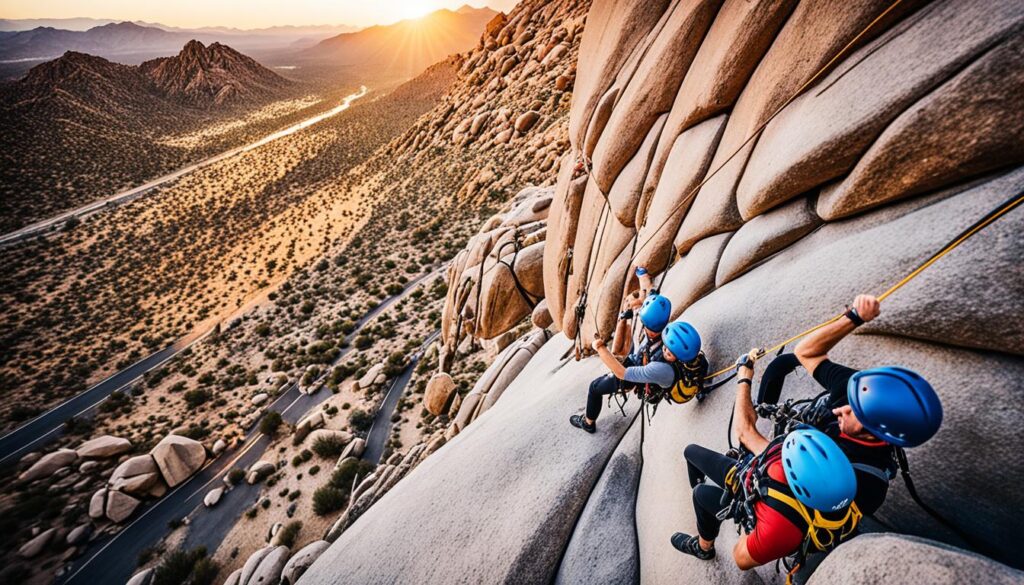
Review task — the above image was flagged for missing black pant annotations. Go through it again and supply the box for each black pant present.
[585,374,637,421]
[684,444,738,542]
[756,353,801,405]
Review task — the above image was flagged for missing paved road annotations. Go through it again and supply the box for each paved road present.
[58,269,443,585]
[362,330,440,465]
[0,333,211,467]
[0,87,368,248]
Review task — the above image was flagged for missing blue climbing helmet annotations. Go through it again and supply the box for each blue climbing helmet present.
[782,428,857,512]
[662,321,701,362]
[637,293,671,333]
[847,366,942,448]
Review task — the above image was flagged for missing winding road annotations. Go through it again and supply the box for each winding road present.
[58,268,443,585]
[0,86,368,248]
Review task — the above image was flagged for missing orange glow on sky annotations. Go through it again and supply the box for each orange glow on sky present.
[0,0,519,29]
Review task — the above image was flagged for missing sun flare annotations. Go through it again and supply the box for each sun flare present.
[401,0,436,20]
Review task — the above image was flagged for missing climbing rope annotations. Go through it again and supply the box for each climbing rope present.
[586,0,908,336]
[704,190,1024,381]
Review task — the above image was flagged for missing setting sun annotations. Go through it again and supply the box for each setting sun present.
[401,0,436,19]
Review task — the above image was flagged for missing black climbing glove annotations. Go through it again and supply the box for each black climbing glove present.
[735,353,754,372]
[619,308,634,321]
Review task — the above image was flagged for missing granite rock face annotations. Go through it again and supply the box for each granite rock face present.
[302,1,1023,583]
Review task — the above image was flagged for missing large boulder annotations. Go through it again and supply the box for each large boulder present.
[678,0,923,252]
[714,195,820,286]
[19,448,78,482]
[18,527,56,558]
[543,156,588,329]
[247,460,276,485]
[817,32,1024,220]
[807,534,1024,584]
[475,240,545,339]
[643,0,796,208]
[424,373,457,416]
[105,489,141,523]
[633,115,727,274]
[125,568,154,585]
[356,363,386,390]
[737,0,1023,220]
[281,540,331,585]
[569,0,671,149]
[606,114,667,227]
[76,435,132,459]
[590,0,721,193]
[151,434,206,487]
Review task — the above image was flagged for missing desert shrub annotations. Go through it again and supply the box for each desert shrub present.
[348,409,373,433]
[311,434,346,458]
[183,389,212,409]
[226,469,245,485]
[277,521,303,548]
[152,547,217,585]
[329,458,376,495]
[259,411,283,436]
[309,465,320,476]
[312,486,346,516]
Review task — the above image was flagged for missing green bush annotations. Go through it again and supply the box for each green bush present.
[348,409,373,433]
[312,486,346,516]
[227,468,245,485]
[277,521,303,548]
[183,389,213,409]
[152,547,218,585]
[311,434,346,458]
[259,411,283,436]
[329,458,376,495]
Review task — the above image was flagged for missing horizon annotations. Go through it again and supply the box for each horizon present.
[0,0,518,30]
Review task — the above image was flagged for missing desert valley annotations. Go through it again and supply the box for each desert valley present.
[1,1,1022,585]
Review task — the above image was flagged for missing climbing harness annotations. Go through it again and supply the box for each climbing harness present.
[719,433,863,585]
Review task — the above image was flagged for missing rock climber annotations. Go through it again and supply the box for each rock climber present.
[670,293,943,567]
[569,267,707,434]
[752,293,943,516]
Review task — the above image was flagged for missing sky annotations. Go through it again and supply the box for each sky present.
[0,0,520,29]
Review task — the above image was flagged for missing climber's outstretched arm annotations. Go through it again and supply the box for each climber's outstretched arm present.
[795,294,880,375]
[593,337,626,379]
[733,358,768,455]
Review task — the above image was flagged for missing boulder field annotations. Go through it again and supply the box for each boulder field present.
[299,0,1022,583]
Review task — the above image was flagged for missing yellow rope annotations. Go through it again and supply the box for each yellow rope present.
[703,191,1024,380]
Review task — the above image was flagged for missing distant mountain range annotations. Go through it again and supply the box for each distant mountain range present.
[302,6,498,77]
[0,20,360,62]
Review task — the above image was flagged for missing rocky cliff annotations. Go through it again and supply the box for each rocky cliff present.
[299,0,1024,583]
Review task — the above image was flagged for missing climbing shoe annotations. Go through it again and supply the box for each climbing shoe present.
[671,533,715,560]
[569,414,596,434]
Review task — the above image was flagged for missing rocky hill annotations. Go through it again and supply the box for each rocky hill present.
[0,41,295,232]
[140,40,290,106]
[0,21,187,60]
[293,0,1024,584]
[303,6,498,77]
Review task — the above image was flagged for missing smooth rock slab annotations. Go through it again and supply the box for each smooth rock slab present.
[818,33,1024,220]
[661,232,733,317]
[18,527,56,558]
[300,337,639,585]
[555,419,642,584]
[738,0,1024,220]
[807,534,1024,584]
[542,155,587,329]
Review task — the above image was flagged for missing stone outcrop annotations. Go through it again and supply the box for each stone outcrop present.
[424,372,457,416]
[19,448,78,482]
[75,435,132,459]
[281,540,330,585]
[151,434,207,487]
